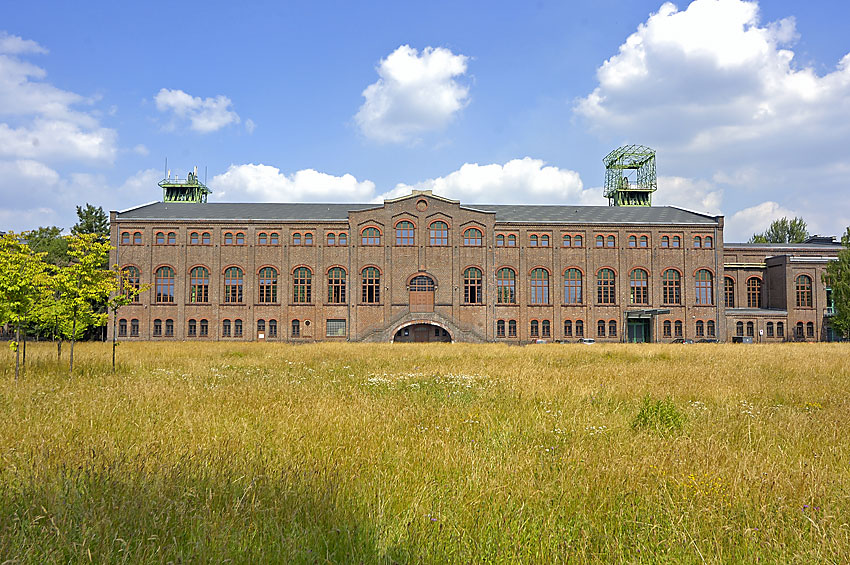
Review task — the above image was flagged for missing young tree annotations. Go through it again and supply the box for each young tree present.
[823,227,850,339]
[25,226,69,266]
[749,217,809,244]
[108,266,148,371]
[55,234,116,374]
[0,233,48,380]
[71,203,109,241]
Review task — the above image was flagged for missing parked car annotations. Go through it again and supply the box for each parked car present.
[577,338,596,345]
[671,338,694,344]
[696,338,719,343]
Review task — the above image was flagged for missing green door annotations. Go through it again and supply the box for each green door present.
[628,319,651,343]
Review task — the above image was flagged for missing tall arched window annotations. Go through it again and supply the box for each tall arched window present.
[530,235,539,247]
[747,277,762,308]
[609,320,617,337]
[663,320,672,338]
[564,268,582,304]
[672,236,681,248]
[189,266,209,303]
[661,236,669,248]
[327,233,335,247]
[674,320,682,337]
[396,221,415,246]
[328,267,346,303]
[574,235,583,247]
[496,234,505,247]
[430,221,448,246]
[796,275,813,307]
[629,235,637,247]
[707,320,715,337]
[508,319,517,337]
[530,268,549,304]
[224,267,244,303]
[725,277,735,308]
[463,267,483,304]
[496,319,506,338]
[606,235,615,248]
[541,235,550,247]
[291,319,301,337]
[293,267,312,303]
[361,227,381,246]
[361,267,380,303]
[497,268,516,304]
[133,232,142,245]
[704,236,713,248]
[530,320,539,338]
[155,266,175,303]
[597,268,616,304]
[507,234,517,247]
[629,269,648,305]
[693,236,702,248]
[695,270,713,305]
[746,321,754,337]
[258,267,278,303]
[463,228,482,246]
[597,320,606,337]
[542,320,551,337]
[121,232,130,245]
[639,235,648,247]
[596,235,604,247]
[696,320,704,337]
[563,234,571,247]
[662,269,681,305]
[122,266,140,302]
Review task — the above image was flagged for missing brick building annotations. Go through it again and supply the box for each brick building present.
[109,188,841,344]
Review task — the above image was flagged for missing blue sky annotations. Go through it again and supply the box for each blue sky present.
[2,0,849,240]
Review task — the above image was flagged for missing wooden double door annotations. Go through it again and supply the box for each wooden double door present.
[409,275,435,313]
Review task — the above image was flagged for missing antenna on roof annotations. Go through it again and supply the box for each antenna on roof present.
[164,157,168,180]
[204,166,207,185]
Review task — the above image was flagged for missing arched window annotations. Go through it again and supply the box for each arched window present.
[133,232,142,245]
[530,320,539,338]
[430,221,448,246]
[496,320,506,338]
[167,232,176,244]
[292,232,301,246]
[258,267,278,303]
[564,320,573,337]
[508,320,517,337]
[629,269,648,305]
[121,232,130,245]
[463,228,482,246]
[806,322,815,338]
[596,235,604,247]
[222,319,231,338]
[574,235,583,247]
[707,320,715,337]
[530,235,538,247]
[118,319,127,337]
[663,320,672,338]
[165,319,174,337]
[202,232,210,245]
[328,267,346,303]
[541,235,550,247]
[187,319,197,337]
[796,321,804,338]
[268,319,277,338]
[234,319,243,337]
[563,234,571,247]
[704,236,713,249]
[609,320,617,338]
[190,266,209,303]
[674,320,682,338]
[597,268,616,304]
[575,320,584,337]
[130,319,139,336]
[496,234,505,247]
[693,236,702,248]
[199,319,208,337]
[695,270,713,305]
[258,232,268,245]
[766,321,774,337]
[747,277,762,308]
[463,267,483,304]
[155,266,175,303]
[153,319,162,336]
[530,268,549,304]
[224,267,244,303]
[628,235,637,247]
[270,233,279,245]
[257,319,265,335]
[497,268,516,304]
[696,320,704,337]
[507,234,517,247]
[661,236,669,248]
[777,321,784,338]
[672,236,681,248]
[597,320,606,337]
[746,321,754,337]
[224,232,234,245]
[606,235,615,248]
[303,233,312,246]
[338,233,347,246]
[190,232,199,245]
[361,227,381,246]
[293,267,312,303]
[327,233,335,247]
[122,266,140,302]
[725,277,735,308]
[361,267,380,303]
[291,319,301,337]
[736,321,744,336]
[662,269,681,305]
[796,275,813,307]
[396,221,415,246]
[639,235,648,248]
[564,268,582,304]
[156,232,165,245]
[236,232,245,245]
[542,320,551,337]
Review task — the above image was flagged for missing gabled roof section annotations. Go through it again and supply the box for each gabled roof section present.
[384,189,460,206]
[116,202,378,221]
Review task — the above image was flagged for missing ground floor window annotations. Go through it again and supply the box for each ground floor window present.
[234,319,243,338]
[222,319,231,337]
[153,319,162,337]
[597,320,606,337]
[188,319,197,337]
[118,319,127,337]
[575,320,584,337]
[199,319,208,337]
[130,319,139,337]
[530,320,539,338]
[673,320,681,338]
[777,322,784,338]
[564,320,572,337]
[165,319,174,337]
[696,320,704,337]
[508,320,517,338]
[736,321,744,336]
[327,319,346,337]
[268,319,277,338]
[766,322,774,337]
[609,320,617,338]
[707,320,715,337]
[807,321,815,338]
[663,320,672,338]
[292,319,301,337]
[541,320,551,338]
[746,321,754,337]
[496,320,506,338]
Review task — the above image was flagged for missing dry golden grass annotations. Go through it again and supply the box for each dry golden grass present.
[1,341,849,563]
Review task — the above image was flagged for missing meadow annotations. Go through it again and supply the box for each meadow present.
[1,341,848,563]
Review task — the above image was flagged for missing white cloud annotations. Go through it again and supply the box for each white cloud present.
[0,119,116,162]
[574,0,850,237]
[355,45,470,143]
[653,176,723,214]
[133,144,149,156]
[726,200,797,241]
[381,157,593,204]
[0,31,47,56]
[154,88,241,133]
[244,118,255,134]
[211,164,376,202]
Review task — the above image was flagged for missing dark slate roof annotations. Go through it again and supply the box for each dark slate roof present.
[725,242,843,250]
[117,201,720,225]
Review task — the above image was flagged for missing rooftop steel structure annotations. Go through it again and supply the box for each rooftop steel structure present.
[158,168,211,203]
[603,144,657,207]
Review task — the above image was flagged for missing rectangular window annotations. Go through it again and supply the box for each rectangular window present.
[327,319,346,337]
[130,319,139,337]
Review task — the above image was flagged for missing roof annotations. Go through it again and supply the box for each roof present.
[725,242,844,250]
[115,201,720,225]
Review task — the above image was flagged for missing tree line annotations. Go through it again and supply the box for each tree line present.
[0,204,146,379]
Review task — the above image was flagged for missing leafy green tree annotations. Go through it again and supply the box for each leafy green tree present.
[0,233,49,379]
[71,203,109,241]
[55,234,116,373]
[749,217,809,244]
[823,227,850,339]
[109,266,149,371]
[25,226,69,266]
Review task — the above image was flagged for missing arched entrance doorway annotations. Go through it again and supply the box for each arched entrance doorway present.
[393,323,452,343]
[409,274,435,313]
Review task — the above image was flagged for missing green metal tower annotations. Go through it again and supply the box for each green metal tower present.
[603,145,657,207]
[159,168,211,203]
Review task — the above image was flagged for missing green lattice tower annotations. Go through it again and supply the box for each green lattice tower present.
[159,169,211,203]
[603,145,657,207]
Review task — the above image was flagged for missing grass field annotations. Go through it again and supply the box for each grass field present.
[1,342,849,563]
